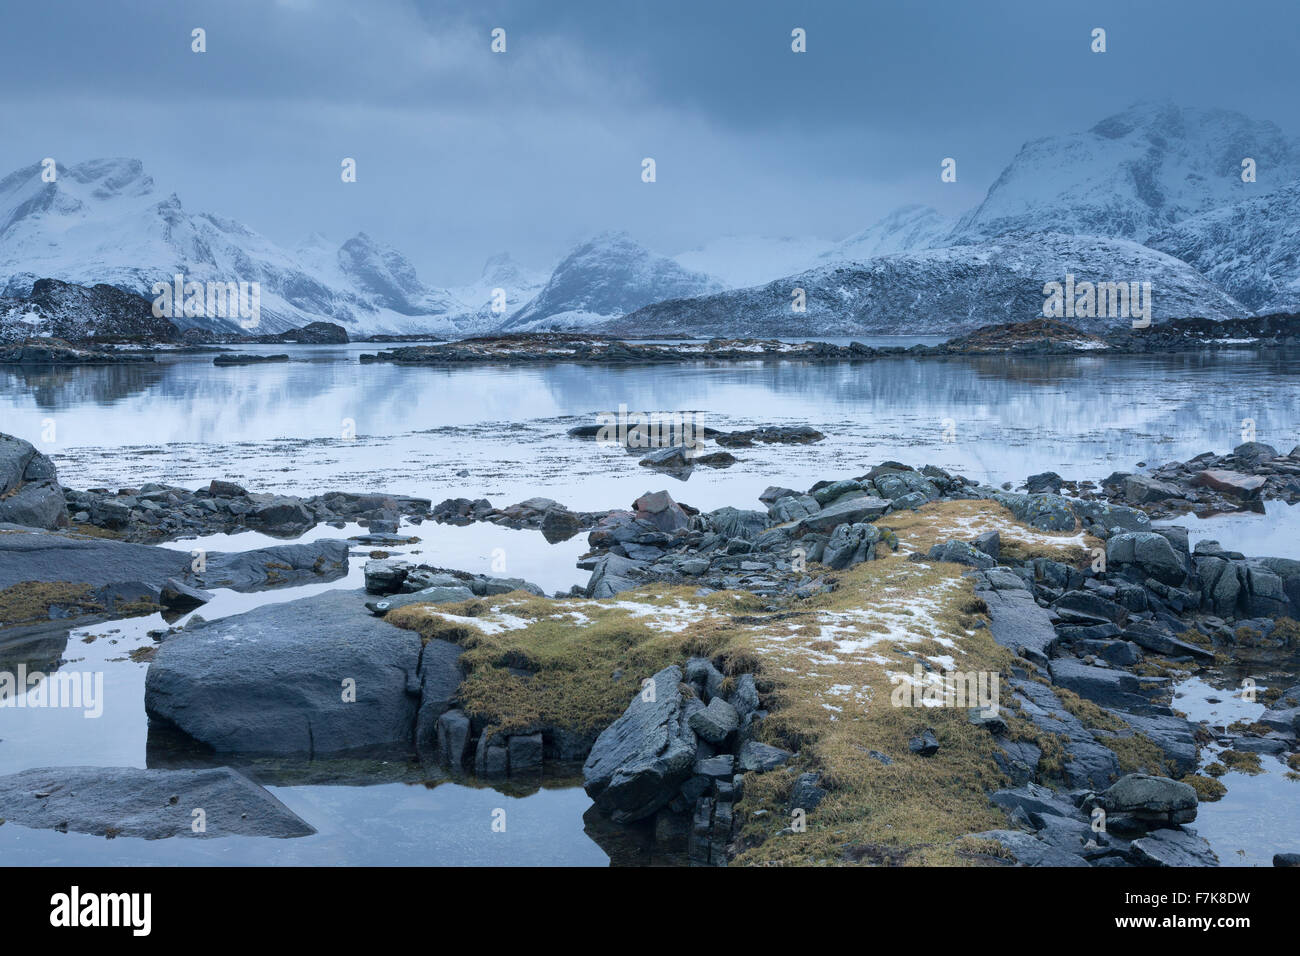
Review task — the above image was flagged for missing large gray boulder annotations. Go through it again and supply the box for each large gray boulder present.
[1196,554,1243,616]
[0,532,348,595]
[921,539,996,569]
[768,494,819,523]
[0,432,68,529]
[872,470,939,502]
[822,522,881,569]
[1100,773,1198,825]
[1070,499,1151,536]
[705,507,769,541]
[793,494,890,534]
[145,589,451,755]
[991,492,1076,532]
[1106,532,1188,585]
[0,765,315,839]
[583,665,698,823]
[586,552,646,598]
[1048,658,1170,714]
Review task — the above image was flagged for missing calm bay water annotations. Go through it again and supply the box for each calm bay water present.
[3,345,1299,520]
[2,345,1298,865]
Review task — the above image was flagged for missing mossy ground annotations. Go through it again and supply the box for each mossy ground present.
[1218,750,1265,775]
[65,522,124,540]
[382,498,1171,865]
[1182,773,1227,802]
[0,581,101,629]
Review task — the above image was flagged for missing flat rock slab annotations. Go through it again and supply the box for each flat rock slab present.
[793,495,890,534]
[0,765,315,839]
[195,540,349,591]
[1129,827,1219,867]
[980,586,1058,663]
[1113,713,1200,776]
[970,829,1090,867]
[1195,470,1267,498]
[146,589,431,755]
[1011,678,1120,789]
[0,531,348,595]
[1048,658,1170,715]
[0,531,190,592]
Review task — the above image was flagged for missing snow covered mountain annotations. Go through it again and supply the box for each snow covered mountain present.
[0,159,463,336]
[448,253,549,334]
[594,232,1247,337]
[3,98,1295,343]
[1148,178,1300,315]
[502,232,723,330]
[953,101,1300,243]
[820,204,955,263]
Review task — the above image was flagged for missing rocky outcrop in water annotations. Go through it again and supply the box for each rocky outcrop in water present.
[583,660,780,864]
[1093,442,1300,517]
[145,589,460,757]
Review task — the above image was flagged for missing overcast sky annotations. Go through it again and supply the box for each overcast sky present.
[2,0,1298,284]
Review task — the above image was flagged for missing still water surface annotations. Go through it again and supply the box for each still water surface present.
[2,345,1298,865]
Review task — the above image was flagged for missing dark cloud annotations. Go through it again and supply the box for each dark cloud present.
[1,0,1296,283]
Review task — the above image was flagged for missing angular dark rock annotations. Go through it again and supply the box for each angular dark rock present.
[583,665,699,823]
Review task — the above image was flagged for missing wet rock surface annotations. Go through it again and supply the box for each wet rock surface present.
[145,589,453,756]
[0,432,68,530]
[0,765,316,839]
[7,422,1298,867]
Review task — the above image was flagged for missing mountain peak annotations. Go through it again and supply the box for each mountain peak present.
[954,102,1300,243]
[65,157,155,198]
[503,232,722,330]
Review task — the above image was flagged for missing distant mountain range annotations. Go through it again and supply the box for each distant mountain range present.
[2,100,1298,339]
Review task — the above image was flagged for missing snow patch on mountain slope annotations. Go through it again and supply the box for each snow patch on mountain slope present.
[820,204,956,263]
[448,252,549,334]
[1149,178,1300,315]
[953,101,1300,243]
[596,232,1248,338]
[0,159,461,336]
[503,232,723,330]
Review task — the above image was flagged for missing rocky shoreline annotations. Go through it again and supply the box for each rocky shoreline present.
[2,428,1298,865]
[6,314,1300,367]
[357,316,1300,367]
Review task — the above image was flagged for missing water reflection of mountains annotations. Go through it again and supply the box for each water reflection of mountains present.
[1,363,168,409]
[5,351,1299,444]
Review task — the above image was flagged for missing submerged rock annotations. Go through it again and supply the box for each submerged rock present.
[0,765,315,839]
